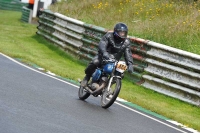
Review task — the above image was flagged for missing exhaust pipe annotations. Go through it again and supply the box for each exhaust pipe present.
[92,82,106,95]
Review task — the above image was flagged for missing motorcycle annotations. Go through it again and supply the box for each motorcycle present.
[78,55,127,109]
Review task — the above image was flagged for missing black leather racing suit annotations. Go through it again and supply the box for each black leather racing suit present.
[85,32,133,77]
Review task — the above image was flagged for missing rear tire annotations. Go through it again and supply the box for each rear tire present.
[78,86,90,100]
[101,78,121,109]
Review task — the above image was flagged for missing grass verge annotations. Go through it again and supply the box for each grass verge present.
[50,0,200,55]
[0,10,199,131]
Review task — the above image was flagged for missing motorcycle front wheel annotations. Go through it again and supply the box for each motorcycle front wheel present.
[78,86,90,100]
[101,78,121,109]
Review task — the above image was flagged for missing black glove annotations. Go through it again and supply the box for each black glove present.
[128,65,133,73]
[103,52,109,59]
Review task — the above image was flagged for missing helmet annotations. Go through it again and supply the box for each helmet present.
[113,23,128,41]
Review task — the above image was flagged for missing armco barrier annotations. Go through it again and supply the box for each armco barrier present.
[0,0,27,11]
[21,6,32,23]
[37,10,200,106]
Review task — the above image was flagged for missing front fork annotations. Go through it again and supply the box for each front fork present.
[106,75,121,92]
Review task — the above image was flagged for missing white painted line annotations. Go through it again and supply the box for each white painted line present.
[1,52,197,133]
[38,67,45,71]
[0,53,79,88]
[167,120,199,133]
[46,71,56,76]
[117,97,128,102]
[115,102,189,133]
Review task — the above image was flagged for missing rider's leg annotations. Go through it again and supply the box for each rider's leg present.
[81,55,100,87]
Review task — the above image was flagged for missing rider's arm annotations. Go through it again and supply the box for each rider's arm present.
[124,39,133,66]
[98,33,110,54]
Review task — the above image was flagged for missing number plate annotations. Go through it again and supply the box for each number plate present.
[116,61,127,73]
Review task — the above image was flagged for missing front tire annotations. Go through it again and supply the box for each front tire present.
[101,78,121,109]
[78,86,90,100]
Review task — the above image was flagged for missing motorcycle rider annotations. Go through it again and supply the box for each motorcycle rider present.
[81,22,133,87]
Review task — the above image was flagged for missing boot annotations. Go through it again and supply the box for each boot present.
[81,75,90,87]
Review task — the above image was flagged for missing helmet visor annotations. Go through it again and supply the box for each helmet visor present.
[117,31,127,38]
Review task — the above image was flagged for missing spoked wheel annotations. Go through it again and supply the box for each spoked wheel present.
[101,78,121,109]
[78,86,90,100]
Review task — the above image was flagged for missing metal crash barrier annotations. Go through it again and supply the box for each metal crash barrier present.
[0,0,27,11]
[21,6,32,23]
[37,10,200,107]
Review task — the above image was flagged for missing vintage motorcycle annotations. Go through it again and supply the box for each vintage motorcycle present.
[78,55,127,108]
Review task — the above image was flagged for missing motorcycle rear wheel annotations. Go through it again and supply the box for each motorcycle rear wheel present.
[101,78,121,109]
[78,86,90,100]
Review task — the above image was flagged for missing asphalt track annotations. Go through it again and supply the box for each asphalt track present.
[0,53,193,133]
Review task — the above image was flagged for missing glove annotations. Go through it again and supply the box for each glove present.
[128,65,133,73]
[103,52,109,59]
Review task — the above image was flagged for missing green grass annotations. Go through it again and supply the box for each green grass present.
[0,10,85,79]
[0,10,200,131]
